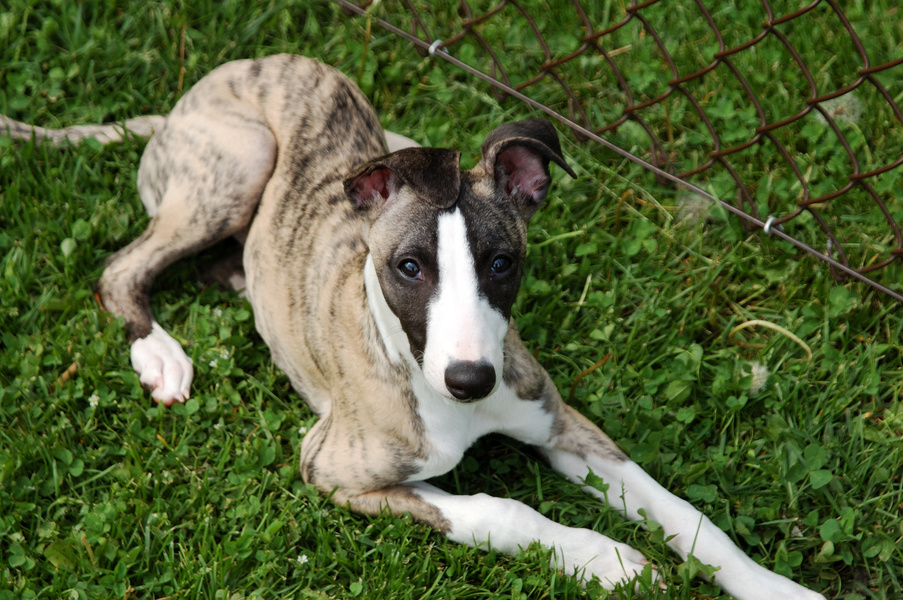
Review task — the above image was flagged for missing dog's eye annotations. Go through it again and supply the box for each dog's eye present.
[398,259,423,281]
[490,256,513,276]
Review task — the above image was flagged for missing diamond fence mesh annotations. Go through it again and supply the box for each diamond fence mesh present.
[336,0,903,302]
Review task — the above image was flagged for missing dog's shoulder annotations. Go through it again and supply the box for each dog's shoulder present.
[501,321,558,405]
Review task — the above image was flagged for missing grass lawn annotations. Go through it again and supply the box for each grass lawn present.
[1,1,901,599]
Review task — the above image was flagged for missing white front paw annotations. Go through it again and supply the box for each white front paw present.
[130,322,193,405]
[717,565,825,600]
[555,529,660,591]
[742,576,825,600]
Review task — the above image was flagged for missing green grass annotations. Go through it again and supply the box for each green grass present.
[1,1,902,599]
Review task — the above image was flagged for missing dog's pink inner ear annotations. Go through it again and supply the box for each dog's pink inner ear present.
[497,146,550,205]
[348,167,393,209]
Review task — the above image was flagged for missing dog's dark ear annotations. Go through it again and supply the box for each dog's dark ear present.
[480,119,576,218]
[344,148,462,211]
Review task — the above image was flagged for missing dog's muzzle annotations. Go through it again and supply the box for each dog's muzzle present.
[444,360,496,401]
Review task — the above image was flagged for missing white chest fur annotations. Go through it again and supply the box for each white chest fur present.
[408,373,479,480]
[407,374,557,480]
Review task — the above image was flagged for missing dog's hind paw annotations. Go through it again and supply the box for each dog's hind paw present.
[131,322,194,405]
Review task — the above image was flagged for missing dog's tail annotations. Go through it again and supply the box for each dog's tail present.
[1,114,165,146]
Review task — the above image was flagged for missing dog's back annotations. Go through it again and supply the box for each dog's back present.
[219,55,391,415]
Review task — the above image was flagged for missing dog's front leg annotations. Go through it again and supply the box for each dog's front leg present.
[539,405,825,600]
[334,482,654,591]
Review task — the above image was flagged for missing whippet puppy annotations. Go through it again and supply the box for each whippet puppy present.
[2,53,824,600]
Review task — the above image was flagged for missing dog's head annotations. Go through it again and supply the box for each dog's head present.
[344,119,575,402]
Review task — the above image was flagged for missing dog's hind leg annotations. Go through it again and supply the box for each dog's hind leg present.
[199,241,248,294]
[97,114,276,405]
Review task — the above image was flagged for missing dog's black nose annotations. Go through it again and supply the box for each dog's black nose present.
[445,361,496,401]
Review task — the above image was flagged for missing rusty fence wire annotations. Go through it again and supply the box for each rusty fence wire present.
[336,0,903,302]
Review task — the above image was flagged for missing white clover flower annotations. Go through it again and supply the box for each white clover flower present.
[209,359,217,368]
[816,93,861,125]
[88,392,100,408]
[298,426,308,436]
[675,192,712,226]
[213,308,223,318]
[296,554,309,564]
[748,361,770,396]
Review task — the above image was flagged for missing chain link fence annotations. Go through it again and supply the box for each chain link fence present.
[337,0,903,302]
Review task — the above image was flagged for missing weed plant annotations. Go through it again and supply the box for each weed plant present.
[1,1,901,599]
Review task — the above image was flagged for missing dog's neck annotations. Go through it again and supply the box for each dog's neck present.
[364,254,410,366]
[364,254,485,479]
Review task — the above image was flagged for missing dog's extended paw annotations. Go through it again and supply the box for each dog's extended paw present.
[772,587,825,600]
[736,576,825,600]
[717,565,825,600]
[130,323,193,405]
[555,529,662,591]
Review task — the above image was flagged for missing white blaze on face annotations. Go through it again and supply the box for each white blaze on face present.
[422,208,509,399]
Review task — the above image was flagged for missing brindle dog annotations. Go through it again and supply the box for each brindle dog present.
[3,54,823,600]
